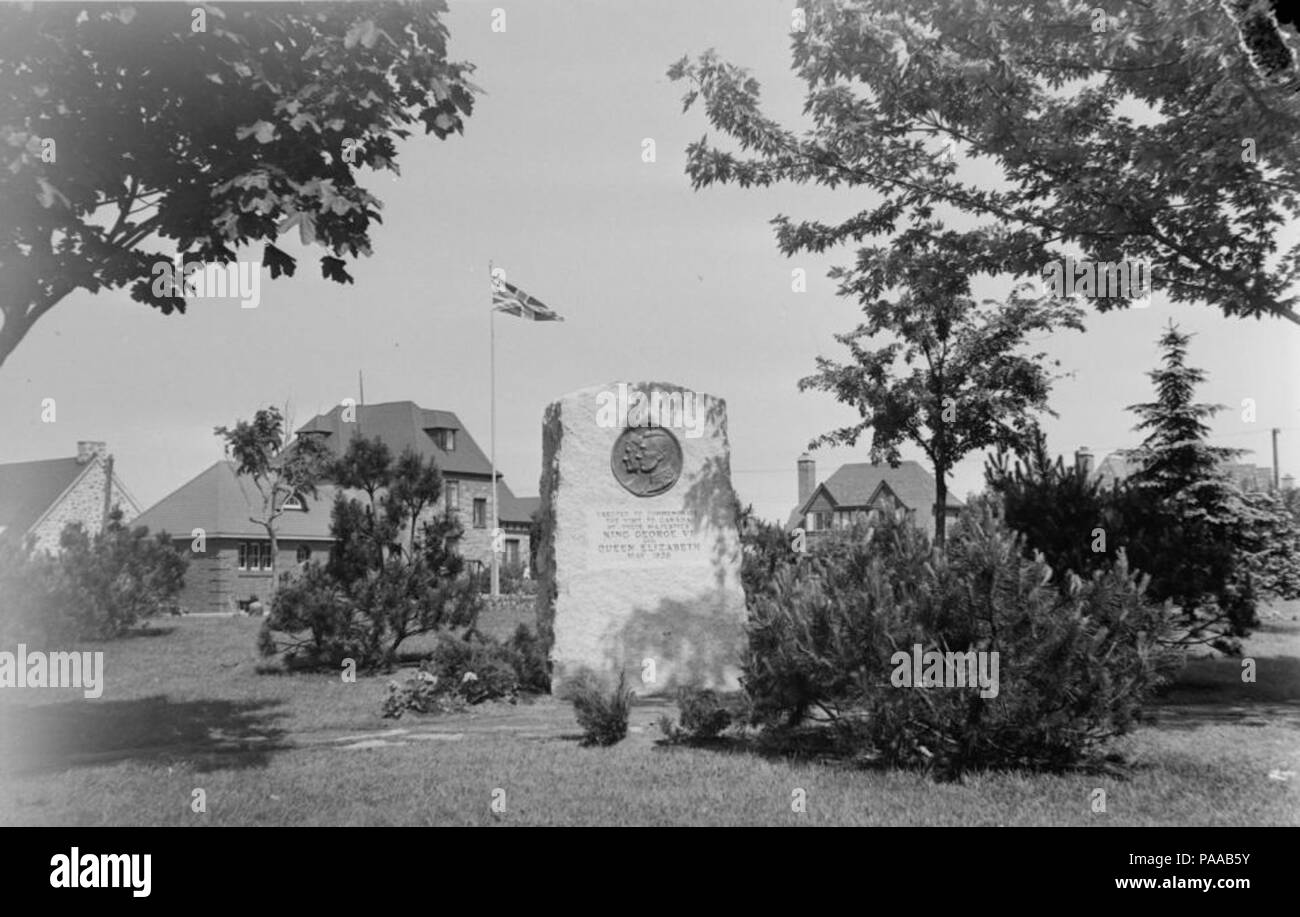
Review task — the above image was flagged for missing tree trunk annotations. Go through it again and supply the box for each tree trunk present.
[934,462,949,550]
[269,527,278,592]
[0,289,69,369]
[261,520,278,617]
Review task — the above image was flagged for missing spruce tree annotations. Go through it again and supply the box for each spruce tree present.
[1122,323,1252,646]
[1127,323,1243,498]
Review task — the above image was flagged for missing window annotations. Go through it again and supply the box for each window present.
[296,545,311,564]
[473,498,487,528]
[505,539,520,566]
[431,428,456,451]
[810,511,832,531]
[238,542,272,571]
[282,494,305,510]
[446,480,460,512]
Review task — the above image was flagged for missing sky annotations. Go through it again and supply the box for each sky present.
[1,0,1297,525]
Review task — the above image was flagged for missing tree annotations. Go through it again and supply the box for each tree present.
[1127,323,1245,499]
[215,406,330,592]
[984,427,1112,582]
[0,2,477,367]
[669,0,1300,325]
[1120,323,1257,642]
[263,434,474,669]
[0,508,188,644]
[799,248,1083,546]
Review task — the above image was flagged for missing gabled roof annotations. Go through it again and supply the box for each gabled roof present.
[136,459,538,539]
[1093,449,1143,487]
[133,461,338,541]
[1093,450,1276,490]
[295,401,493,477]
[787,461,963,528]
[0,457,89,538]
[496,484,539,525]
[512,495,542,521]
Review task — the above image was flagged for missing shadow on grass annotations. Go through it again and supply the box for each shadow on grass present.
[116,625,177,640]
[1149,651,1300,730]
[0,695,291,775]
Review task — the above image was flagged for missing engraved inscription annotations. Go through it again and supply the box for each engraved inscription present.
[590,508,703,566]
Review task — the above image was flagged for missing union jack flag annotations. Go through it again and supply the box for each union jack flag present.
[492,275,563,321]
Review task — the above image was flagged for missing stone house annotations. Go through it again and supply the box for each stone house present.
[133,401,536,613]
[1087,447,1279,492]
[0,441,142,554]
[294,401,536,572]
[785,454,964,541]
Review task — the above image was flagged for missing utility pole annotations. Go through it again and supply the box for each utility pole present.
[1273,427,1281,491]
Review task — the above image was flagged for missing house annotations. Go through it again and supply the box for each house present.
[785,454,964,541]
[294,400,536,570]
[133,401,537,613]
[0,441,141,554]
[131,460,340,613]
[1087,447,1279,492]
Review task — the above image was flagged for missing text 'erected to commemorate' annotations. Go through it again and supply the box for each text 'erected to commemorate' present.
[589,508,703,566]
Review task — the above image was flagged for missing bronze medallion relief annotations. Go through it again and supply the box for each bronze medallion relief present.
[611,426,682,497]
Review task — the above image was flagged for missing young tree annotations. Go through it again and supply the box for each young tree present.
[1127,324,1245,499]
[265,435,473,669]
[215,406,330,592]
[388,448,444,560]
[0,2,478,367]
[669,0,1300,326]
[0,508,188,644]
[1122,324,1267,645]
[984,428,1112,582]
[329,435,397,577]
[799,248,1083,546]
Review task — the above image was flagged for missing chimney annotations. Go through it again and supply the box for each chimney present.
[1074,447,1094,479]
[797,454,816,506]
[76,441,107,465]
[101,454,115,529]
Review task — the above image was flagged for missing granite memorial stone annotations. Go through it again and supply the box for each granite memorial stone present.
[535,381,748,695]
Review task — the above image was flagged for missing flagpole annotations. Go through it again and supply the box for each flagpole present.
[489,260,500,599]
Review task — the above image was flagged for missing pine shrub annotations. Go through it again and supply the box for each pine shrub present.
[744,500,1181,775]
[565,671,634,747]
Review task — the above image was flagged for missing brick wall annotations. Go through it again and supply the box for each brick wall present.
[169,478,533,613]
[175,537,329,613]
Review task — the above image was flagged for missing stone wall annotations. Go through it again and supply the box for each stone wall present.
[434,476,531,573]
[30,457,138,554]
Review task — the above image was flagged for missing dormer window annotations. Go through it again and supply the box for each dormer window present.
[282,494,305,511]
[431,428,456,451]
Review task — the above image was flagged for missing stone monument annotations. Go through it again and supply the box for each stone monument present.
[535,381,748,695]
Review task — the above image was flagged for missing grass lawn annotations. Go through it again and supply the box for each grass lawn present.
[1,605,1298,826]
